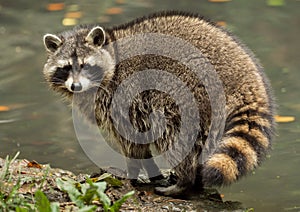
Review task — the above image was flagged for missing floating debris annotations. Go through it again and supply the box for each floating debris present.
[62,4,81,26]
[216,21,227,27]
[46,3,65,11]
[0,119,16,124]
[98,15,111,23]
[116,0,126,4]
[0,105,10,111]
[65,11,82,19]
[62,18,78,26]
[208,0,232,2]
[105,7,123,15]
[67,4,80,12]
[274,115,296,123]
[267,0,285,6]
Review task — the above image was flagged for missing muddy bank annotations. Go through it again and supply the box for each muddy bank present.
[0,157,246,211]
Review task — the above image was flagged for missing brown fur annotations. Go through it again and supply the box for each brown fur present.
[42,11,275,196]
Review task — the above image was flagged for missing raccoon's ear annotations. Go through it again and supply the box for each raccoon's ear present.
[43,34,62,53]
[85,26,106,47]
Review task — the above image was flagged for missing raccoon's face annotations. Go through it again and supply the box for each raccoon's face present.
[43,26,115,94]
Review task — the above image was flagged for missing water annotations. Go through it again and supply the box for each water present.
[0,0,299,211]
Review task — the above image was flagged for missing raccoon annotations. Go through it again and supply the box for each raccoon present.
[42,11,275,196]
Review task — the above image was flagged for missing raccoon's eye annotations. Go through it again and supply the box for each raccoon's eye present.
[52,65,72,83]
[56,65,72,76]
[61,65,72,72]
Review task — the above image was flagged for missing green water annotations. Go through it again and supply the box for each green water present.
[0,0,299,211]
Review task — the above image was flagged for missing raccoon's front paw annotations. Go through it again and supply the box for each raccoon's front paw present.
[154,184,188,196]
[130,175,170,187]
[130,179,139,186]
[149,174,172,187]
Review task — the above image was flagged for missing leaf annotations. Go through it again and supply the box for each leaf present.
[35,190,51,212]
[274,115,295,123]
[67,4,80,12]
[56,178,84,207]
[209,0,231,2]
[216,21,227,27]
[80,183,90,196]
[105,7,123,15]
[86,180,110,208]
[50,202,60,212]
[0,106,10,111]
[97,173,112,181]
[110,191,135,211]
[104,177,123,187]
[84,179,111,208]
[97,173,123,187]
[15,207,29,212]
[62,18,78,26]
[18,182,37,194]
[77,205,98,212]
[97,191,111,210]
[81,186,98,205]
[116,0,125,4]
[47,3,65,11]
[65,12,82,19]
[27,160,42,169]
[95,183,107,195]
[267,0,285,6]
[0,152,20,181]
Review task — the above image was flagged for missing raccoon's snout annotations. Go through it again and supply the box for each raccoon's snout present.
[65,75,91,93]
[71,82,83,92]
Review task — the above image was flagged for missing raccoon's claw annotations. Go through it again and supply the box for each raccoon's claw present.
[154,184,188,196]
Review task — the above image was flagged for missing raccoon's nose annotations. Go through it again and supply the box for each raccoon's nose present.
[71,82,83,92]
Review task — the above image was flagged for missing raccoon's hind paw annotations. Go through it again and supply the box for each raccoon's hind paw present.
[130,174,172,187]
[154,184,188,196]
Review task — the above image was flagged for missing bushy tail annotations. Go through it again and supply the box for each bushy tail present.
[202,108,275,186]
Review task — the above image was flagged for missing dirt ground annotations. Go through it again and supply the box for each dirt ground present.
[0,157,246,211]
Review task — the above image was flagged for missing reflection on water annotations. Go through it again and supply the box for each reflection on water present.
[0,0,299,211]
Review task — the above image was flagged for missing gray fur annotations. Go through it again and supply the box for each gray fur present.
[43,11,275,196]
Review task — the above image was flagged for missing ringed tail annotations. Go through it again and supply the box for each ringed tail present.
[202,107,275,186]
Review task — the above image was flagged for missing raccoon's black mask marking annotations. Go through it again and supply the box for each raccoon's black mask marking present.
[51,65,72,85]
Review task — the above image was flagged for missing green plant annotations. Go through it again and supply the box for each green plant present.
[34,190,60,212]
[1,153,134,211]
[56,177,135,212]
[0,152,35,211]
[0,152,20,182]
[0,153,60,212]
